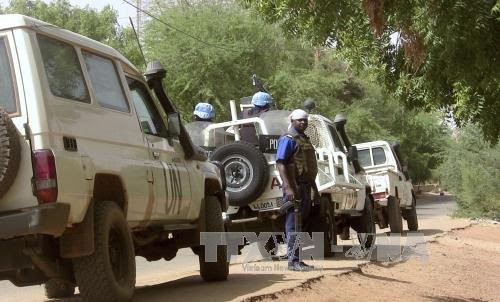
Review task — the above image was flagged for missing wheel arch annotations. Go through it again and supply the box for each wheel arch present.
[59,173,128,259]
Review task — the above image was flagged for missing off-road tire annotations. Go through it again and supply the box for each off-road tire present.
[387,196,404,233]
[404,195,419,231]
[351,196,376,249]
[73,202,136,302]
[0,107,20,199]
[199,196,229,281]
[44,279,75,299]
[211,141,268,206]
[309,197,336,258]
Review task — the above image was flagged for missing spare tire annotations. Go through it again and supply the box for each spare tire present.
[211,141,268,206]
[0,107,20,199]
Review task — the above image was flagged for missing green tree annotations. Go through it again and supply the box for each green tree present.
[142,0,312,121]
[1,0,142,67]
[269,50,450,184]
[439,126,500,218]
[244,0,500,143]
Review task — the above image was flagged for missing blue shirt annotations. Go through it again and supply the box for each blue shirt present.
[276,128,299,164]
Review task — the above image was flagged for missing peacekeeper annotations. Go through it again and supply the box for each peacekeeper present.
[240,91,273,144]
[276,109,320,271]
[193,102,215,122]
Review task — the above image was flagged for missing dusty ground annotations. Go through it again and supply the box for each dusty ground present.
[0,193,492,302]
[249,222,500,302]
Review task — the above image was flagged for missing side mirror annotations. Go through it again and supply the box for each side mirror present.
[168,112,181,137]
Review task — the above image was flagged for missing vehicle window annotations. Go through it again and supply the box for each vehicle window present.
[327,125,345,153]
[358,149,372,167]
[127,77,168,138]
[0,37,17,113]
[37,34,90,103]
[82,51,129,112]
[372,147,387,165]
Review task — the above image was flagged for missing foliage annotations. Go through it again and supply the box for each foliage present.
[142,0,312,121]
[1,0,449,184]
[439,126,500,219]
[1,0,142,67]
[269,51,449,183]
[244,0,500,144]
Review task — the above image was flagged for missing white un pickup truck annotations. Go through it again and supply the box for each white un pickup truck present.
[186,99,376,257]
[355,140,419,232]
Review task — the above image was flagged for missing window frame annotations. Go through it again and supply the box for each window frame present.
[81,49,130,113]
[327,124,346,153]
[0,34,20,116]
[371,146,387,166]
[36,33,91,104]
[358,148,373,167]
[126,75,169,139]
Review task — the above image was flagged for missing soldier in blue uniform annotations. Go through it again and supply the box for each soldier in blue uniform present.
[240,91,273,144]
[276,109,319,271]
[193,102,215,122]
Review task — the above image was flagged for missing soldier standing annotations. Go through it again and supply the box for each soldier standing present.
[276,109,320,271]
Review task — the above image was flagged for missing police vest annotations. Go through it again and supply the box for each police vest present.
[285,131,318,183]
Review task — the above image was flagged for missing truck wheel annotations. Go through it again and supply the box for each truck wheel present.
[322,198,336,257]
[199,196,229,281]
[387,196,404,233]
[404,196,419,231]
[44,279,75,299]
[73,202,136,302]
[0,107,20,199]
[351,196,376,249]
[309,197,336,258]
[211,141,268,206]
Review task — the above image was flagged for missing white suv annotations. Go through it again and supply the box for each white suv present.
[187,101,376,255]
[355,140,418,232]
[0,14,228,302]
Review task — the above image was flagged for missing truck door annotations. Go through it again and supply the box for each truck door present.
[127,77,192,221]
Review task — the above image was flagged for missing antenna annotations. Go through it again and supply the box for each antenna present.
[129,17,147,68]
[136,0,142,39]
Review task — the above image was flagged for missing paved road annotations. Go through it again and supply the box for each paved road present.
[0,193,470,302]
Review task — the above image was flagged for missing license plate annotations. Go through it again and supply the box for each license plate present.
[250,197,283,211]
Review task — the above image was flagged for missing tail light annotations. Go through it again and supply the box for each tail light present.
[372,192,386,201]
[33,149,58,204]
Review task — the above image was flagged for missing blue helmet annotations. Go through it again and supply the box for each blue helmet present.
[193,102,215,119]
[251,91,272,107]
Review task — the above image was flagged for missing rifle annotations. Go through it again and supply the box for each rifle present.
[252,74,268,93]
[251,74,276,109]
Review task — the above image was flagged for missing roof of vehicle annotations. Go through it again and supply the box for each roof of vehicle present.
[355,140,391,149]
[0,14,138,73]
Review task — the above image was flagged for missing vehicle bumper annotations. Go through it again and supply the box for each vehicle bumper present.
[0,203,70,239]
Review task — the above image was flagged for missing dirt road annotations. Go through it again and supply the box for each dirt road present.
[250,222,500,302]
[2,193,495,302]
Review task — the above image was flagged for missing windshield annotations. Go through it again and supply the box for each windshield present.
[259,110,290,135]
